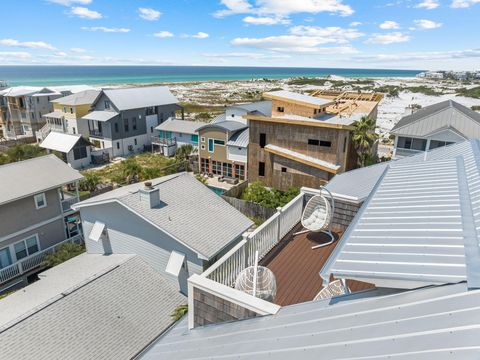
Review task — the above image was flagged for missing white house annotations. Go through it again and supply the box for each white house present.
[40,132,92,169]
[153,118,203,156]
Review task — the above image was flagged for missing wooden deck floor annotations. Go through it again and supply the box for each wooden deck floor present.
[261,230,374,306]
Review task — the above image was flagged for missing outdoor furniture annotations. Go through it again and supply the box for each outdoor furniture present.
[314,280,348,300]
[295,186,336,249]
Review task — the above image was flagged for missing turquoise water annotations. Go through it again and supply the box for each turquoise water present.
[0,66,423,86]
[208,186,226,196]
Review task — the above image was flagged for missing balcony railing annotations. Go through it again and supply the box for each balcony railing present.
[0,234,83,285]
[152,136,176,146]
[62,196,80,212]
[202,193,304,286]
[89,129,104,138]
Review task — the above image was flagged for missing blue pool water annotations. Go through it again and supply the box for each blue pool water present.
[208,186,226,196]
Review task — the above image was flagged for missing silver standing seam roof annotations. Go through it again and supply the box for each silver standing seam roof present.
[391,100,480,137]
[228,100,272,117]
[197,120,247,133]
[142,282,480,359]
[0,155,83,206]
[81,110,119,122]
[50,89,101,106]
[0,255,185,360]
[227,127,249,148]
[321,139,480,289]
[102,86,178,111]
[73,173,253,259]
[155,118,203,135]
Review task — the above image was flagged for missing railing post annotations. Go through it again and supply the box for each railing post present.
[242,232,249,268]
[17,261,24,275]
[276,207,282,242]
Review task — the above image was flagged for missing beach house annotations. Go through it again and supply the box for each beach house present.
[140,139,480,359]
[0,155,83,291]
[153,118,203,156]
[72,172,253,294]
[81,86,182,159]
[198,101,271,181]
[247,90,383,191]
[391,99,480,158]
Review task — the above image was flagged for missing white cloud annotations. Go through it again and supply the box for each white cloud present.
[70,47,87,53]
[353,48,480,62]
[46,0,91,5]
[81,26,130,33]
[192,32,209,39]
[415,0,440,9]
[289,26,364,41]
[414,19,442,29]
[243,16,290,25]
[215,0,354,19]
[138,7,162,21]
[349,21,362,27]
[365,32,410,44]
[202,52,290,60]
[0,38,56,50]
[379,20,400,29]
[451,0,480,7]
[153,31,174,38]
[70,6,102,19]
[0,51,31,59]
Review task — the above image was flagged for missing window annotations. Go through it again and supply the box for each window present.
[150,126,154,133]
[343,137,347,153]
[134,138,137,145]
[70,107,73,114]
[34,193,47,209]
[116,142,120,149]
[36,97,39,104]
[281,167,287,173]
[114,123,119,132]
[146,107,156,116]
[201,144,205,150]
[260,133,266,148]
[63,107,67,113]
[308,139,320,146]
[0,247,12,269]
[14,235,39,261]
[277,106,284,113]
[212,160,222,175]
[314,109,318,115]
[397,136,427,151]
[208,138,214,152]
[73,147,87,160]
[320,140,332,147]
[104,100,111,109]
[235,164,245,180]
[259,162,265,176]
[200,158,210,173]
[214,139,225,146]
[132,117,137,131]
[223,163,233,177]
[201,137,205,143]
[124,118,129,132]
[72,127,76,134]
[429,140,455,150]
[191,134,199,143]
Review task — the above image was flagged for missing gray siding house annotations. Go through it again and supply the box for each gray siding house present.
[0,155,83,290]
[391,100,480,158]
[72,172,253,294]
[82,86,182,158]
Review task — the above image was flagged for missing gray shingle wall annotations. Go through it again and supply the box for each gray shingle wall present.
[193,288,258,327]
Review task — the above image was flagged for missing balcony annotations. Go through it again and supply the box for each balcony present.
[89,129,105,138]
[0,235,83,286]
[62,196,80,213]
[152,136,176,146]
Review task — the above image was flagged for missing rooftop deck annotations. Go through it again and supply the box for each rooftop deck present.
[261,228,374,306]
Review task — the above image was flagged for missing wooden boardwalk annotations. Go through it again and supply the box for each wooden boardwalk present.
[261,230,374,306]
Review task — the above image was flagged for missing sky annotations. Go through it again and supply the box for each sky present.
[0,0,478,70]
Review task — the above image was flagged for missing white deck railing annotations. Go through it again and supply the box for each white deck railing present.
[62,197,80,212]
[204,193,304,286]
[0,234,83,285]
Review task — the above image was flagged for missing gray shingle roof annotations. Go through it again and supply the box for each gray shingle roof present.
[227,128,249,148]
[155,118,203,135]
[0,256,185,360]
[103,86,178,111]
[143,282,480,360]
[74,173,253,259]
[391,100,480,137]
[198,120,247,133]
[51,89,101,106]
[322,139,480,289]
[0,155,83,206]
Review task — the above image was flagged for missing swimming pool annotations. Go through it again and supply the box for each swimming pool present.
[208,186,226,195]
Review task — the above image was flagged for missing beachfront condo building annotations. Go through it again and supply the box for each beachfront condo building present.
[81,86,182,160]
[198,101,271,182]
[247,90,383,191]
[391,99,480,158]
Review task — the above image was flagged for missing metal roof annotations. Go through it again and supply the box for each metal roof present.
[73,173,253,259]
[265,144,340,172]
[321,140,480,289]
[198,120,248,133]
[0,256,185,360]
[142,282,480,360]
[227,128,249,148]
[391,100,480,137]
[264,90,332,107]
[102,86,178,111]
[40,132,83,153]
[42,110,64,119]
[51,89,101,106]
[82,110,119,122]
[228,100,272,117]
[0,155,83,206]
[210,113,226,124]
[155,118,203,135]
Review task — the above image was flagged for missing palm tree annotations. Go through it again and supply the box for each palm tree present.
[352,116,378,167]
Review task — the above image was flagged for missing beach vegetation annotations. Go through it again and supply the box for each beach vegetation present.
[79,172,100,192]
[241,182,300,209]
[456,87,480,99]
[0,144,48,165]
[471,106,480,111]
[404,86,442,96]
[43,242,85,268]
[172,304,188,321]
[352,116,378,168]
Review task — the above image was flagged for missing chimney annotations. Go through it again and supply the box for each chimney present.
[139,181,160,208]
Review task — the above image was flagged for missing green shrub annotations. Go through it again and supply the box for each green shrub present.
[43,242,85,268]
[171,304,188,321]
[241,182,300,209]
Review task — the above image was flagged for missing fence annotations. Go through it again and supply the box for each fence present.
[221,196,276,222]
[0,234,83,285]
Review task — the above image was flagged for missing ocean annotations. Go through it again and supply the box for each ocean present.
[0,66,423,87]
